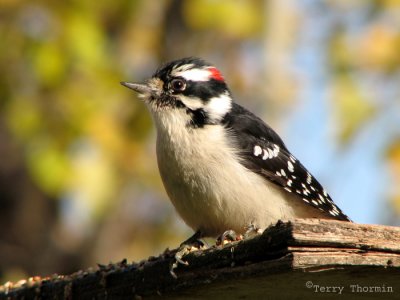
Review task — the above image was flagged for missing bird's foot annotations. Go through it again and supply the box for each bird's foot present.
[216,225,262,246]
[216,229,243,246]
[244,223,262,239]
[170,231,205,278]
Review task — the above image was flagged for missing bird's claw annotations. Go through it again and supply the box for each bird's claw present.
[174,245,191,266]
[216,229,243,246]
[170,233,205,278]
[216,225,262,246]
[244,223,262,239]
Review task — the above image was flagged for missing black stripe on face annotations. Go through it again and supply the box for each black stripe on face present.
[182,79,228,102]
[186,108,209,128]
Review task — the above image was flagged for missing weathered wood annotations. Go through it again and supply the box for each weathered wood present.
[1,219,399,299]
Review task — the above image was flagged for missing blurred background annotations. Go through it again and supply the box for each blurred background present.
[1,0,400,283]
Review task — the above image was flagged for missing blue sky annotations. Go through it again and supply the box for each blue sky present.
[282,1,400,225]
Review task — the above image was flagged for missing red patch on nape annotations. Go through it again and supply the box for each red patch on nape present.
[208,67,224,81]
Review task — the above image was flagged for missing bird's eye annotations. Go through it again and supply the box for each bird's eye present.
[170,78,186,92]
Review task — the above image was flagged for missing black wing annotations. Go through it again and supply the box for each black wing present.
[223,103,350,221]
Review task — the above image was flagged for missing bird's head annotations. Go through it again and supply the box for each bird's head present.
[121,57,233,128]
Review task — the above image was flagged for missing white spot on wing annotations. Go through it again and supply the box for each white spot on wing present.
[306,172,312,184]
[287,161,294,172]
[273,145,280,157]
[332,206,339,213]
[253,145,262,157]
[267,148,274,159]
[262,149,269,160]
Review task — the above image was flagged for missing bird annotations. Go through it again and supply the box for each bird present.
[121,57,350,248]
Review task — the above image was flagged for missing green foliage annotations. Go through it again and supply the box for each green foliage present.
[331,75,376,143]
[183,0,263,37]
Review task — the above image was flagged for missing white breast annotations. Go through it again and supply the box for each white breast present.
[152,109,321,237]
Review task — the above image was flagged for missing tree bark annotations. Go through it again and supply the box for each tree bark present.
[1,219,399,299]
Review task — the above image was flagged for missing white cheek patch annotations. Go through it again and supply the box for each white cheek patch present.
[175,68,211,82]
[177,92,232,123]
[178,95,204,111]
[205,93,232,121]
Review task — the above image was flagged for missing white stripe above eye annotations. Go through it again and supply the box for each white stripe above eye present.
[174,68,211,82]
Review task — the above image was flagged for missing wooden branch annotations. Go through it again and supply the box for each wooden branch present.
[1,219,400,299]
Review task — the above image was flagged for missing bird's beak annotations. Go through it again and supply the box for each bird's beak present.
[120,82,151,95]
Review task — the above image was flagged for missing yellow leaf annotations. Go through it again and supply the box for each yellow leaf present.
[64,10,106,67]
[183,0,262,37]
[34,43,66,86]
[332,76,376,143]
[358,25,400,72]
[26,140,70,195]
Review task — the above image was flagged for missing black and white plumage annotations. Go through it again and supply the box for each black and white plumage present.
[121,57,350,238]
[222,104,347,220]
